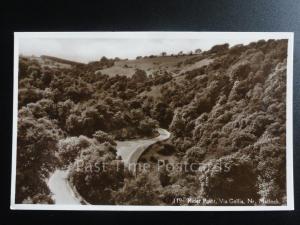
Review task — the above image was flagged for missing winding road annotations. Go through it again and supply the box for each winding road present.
[47,170,82,204]
[115,128,171,166]
[47,128,170,205]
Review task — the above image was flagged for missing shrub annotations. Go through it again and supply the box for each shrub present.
[183,146,206,164]
[200,154,259,204]
[132,69,147,83]
[93,130,116,146]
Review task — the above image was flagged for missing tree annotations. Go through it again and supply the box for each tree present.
[169,111,186,136]
[183,146,206,164]
[113,171,163,205]
[18,88,44,107]
[16,116,63,203]
[138,117,158,136]
[132,69,147,83]
[93,130,116,146]
[195,49,202,54]
[158,166,171,187]
[200,154,259,204]
[57,136,96,165]
[71,159,128,204]
[208,43,229,54]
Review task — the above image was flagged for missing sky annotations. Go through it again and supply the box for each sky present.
[18,32,289,63]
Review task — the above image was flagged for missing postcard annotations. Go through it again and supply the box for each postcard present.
[11,32,294,210]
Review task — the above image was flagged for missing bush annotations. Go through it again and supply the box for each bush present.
[183,146,206,164]
[230,62,251,81]
[200,154,259,204]
[132,69,147,83]
[57,136,92,165]
[16,117,63,203]
[113,171,163,205]
[18,88,44,107]
[208,43,229,54]
[138,117,158,136]
[93,130,116,146]
[157,143,176,156]
[72,159,127,204]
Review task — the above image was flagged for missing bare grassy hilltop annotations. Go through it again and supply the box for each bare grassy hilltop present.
[16,39,287,205]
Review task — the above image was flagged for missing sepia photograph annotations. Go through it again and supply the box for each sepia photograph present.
[11,32,294,210]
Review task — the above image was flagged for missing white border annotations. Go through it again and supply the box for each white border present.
[11,32,294,211]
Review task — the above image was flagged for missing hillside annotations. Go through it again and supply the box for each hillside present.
[97,54,209,77]
[16,39,287,205]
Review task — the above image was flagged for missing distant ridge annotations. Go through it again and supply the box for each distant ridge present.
[40,55,86,66]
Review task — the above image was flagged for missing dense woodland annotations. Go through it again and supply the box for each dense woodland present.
[16,39,287,205]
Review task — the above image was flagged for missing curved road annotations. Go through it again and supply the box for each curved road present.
[115,128,171,166]
[47,170,82,205]
[47,128,170,205]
